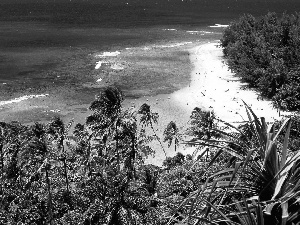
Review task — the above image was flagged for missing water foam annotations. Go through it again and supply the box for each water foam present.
[0,94,49,106]
[96,51,121,58]
[95,61,108,69]
[158,42,192,48]
[187,31,213,34]
[209,24,229,28]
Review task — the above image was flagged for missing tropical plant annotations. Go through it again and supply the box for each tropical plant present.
[47,117,73,194]
[187,107,220,141]
[171,103,300,225]
[138,103,167,158]
[69,87,163,224]
[3,83,300,225]
[164,121,182,152]
[163,152,186,170]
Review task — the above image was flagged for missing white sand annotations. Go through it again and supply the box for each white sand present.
[126,41,289,165]
[142,41,288,164]
[80,41,289,166]
[172,42,285,124]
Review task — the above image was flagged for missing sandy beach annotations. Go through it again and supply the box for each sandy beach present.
[140,41,291,165]
[172,42,287,124]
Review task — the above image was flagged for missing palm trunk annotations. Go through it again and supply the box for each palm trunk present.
[131,135,136,179]
[87,134,93,175]
[0,144,3,208]
[45,167,54,225]
[150,122,167,158]
[206,150,209,162]
[115,120,120,170]
[61,137,70,193]
[63,157,69,193]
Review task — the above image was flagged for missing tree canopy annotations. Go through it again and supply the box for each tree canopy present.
[221,12,300,111]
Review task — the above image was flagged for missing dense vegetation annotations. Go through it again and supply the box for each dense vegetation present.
[0,86,300,224]
[220,12,300,111]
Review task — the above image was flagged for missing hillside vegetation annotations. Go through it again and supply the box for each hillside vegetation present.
[220,12,300,111]
[0,86,300,224]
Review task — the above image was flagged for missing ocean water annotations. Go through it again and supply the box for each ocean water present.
[0,1,300,123]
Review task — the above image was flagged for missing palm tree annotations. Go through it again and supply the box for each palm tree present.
[47,117,73,193]
[163,121,181,152]
[0,123,5,208]
[138,103,167,158]
[81,88,160,224]
[0,122,26,209]
[117,110,138,179]
[43,159,54,225]
[89,86,124,121]
[187,107,219,140]
[73,123,94,176]
[86,86,124,169]
[17,122,54,224]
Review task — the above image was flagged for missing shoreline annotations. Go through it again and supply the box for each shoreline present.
[172,42,288,124]
[0,40,288,166]
[0,38,199,125]
[142,41,291,165]
[1,38,290,165]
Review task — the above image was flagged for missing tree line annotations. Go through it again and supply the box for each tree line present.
[220,12,300,111]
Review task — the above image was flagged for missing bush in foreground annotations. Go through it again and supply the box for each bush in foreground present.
[1,87,300,224]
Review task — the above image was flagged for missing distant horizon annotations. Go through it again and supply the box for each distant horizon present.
[1,0,300,30]
[1,0,298,4]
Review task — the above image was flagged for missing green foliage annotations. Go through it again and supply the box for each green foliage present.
[138,103,159,127]
[163,152,185,169]
[187,107,220,140]
[138,103,167,158]
[0,87,162,224]
[176,103,300,225]
[221,12,300,110]
[1,86,300,225]
[164,121,182,153]
[158,165,194,198]
[89,86,124,119]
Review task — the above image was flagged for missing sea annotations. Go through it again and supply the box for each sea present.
[1,0,300,123]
